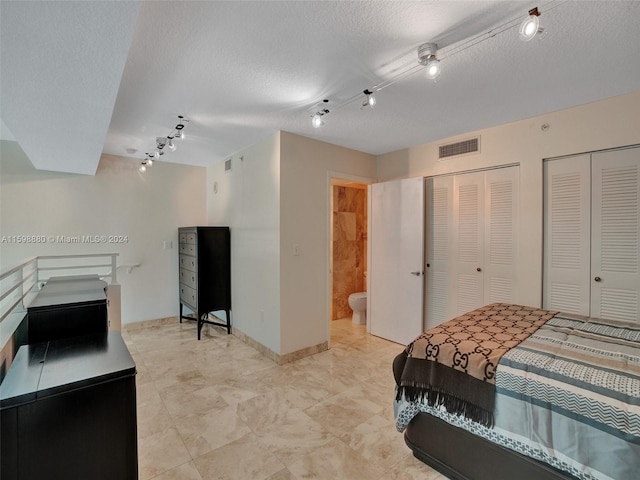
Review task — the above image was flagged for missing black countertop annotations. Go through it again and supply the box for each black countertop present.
[0,332,136,409]
[28,275,108,309]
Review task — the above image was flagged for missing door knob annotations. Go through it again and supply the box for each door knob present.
[476,267,482,272]
[594,276,601,282]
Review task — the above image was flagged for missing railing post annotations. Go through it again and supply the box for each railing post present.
[111,254,118,285]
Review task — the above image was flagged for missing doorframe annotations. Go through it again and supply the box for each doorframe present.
[326,171,376,344]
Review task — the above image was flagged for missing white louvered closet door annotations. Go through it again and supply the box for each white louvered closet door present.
[453,171,485,316]
[543,155,591,315]
[483,167,518,305]
[425,175,454,330]
[591,149,640,323]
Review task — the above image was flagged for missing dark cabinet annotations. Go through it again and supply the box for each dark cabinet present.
[0,332,138,480]
[27,275,108,344]
[178,226,231,339]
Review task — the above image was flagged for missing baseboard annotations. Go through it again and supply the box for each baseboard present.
[231,327,327,365]
[123,316,328,365]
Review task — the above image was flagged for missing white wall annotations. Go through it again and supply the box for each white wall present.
[376,91,640,307]
[206,131,377,356]
[0,142,207,324]
[207,133,282,353]
[279,132,376,354]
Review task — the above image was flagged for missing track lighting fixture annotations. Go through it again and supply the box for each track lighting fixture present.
[363,89,376,108]
[311,107,329,128]
[519,7,542,41]
[138,115,188,173]
[418,43,441,80]
[305,3,557,130]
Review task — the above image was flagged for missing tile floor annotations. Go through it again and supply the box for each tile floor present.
[123,317,449,480]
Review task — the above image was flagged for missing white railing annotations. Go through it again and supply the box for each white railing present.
[0,253,119,324]
[35,253,120,286]
[0,257,38,324]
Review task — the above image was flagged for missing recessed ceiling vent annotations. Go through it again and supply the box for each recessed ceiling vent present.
[438,136,480,160]
[224,157,232,172]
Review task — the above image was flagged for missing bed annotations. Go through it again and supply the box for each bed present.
[393,303,640,480]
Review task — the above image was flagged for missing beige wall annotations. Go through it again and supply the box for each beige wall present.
[207,133,282,353]
[0,143,207,324]
[279,132,376,354]
[376,91,640,307]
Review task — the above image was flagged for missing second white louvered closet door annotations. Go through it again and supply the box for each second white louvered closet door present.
[543,147,640,323]
[591,149,640,323]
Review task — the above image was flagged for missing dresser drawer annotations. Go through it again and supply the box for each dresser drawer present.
[179,243,196,255]
[186,233,196,244]
[179,284,197,308]
[179,233,187,244]
[179,268,197,289]
[179,254,197,272]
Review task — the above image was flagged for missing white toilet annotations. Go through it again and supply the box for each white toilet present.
[348,291,367,325]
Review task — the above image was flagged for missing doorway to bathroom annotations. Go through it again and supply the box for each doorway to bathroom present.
[329,178,369,330]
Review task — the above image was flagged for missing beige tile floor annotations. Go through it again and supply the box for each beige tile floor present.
[123,317,449,480]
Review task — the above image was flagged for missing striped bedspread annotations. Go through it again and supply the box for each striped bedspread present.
[495,313,640,480]
[395,311,640,480]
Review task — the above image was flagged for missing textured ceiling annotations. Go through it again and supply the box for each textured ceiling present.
[2,1,640,175]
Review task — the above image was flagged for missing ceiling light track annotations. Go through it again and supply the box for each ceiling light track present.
[306,1,564,129]
[138,115,189,173]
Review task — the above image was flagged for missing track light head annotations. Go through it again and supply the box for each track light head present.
[139,164,147,173]
[311,107,329,128]
[418,43,441,81]
[519,7,542,41]
[312,113,324,128]
[363,89,376,108]
[167,138,176,151]
[425,58,441,80]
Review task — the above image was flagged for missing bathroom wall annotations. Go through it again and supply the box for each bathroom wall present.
[332,184,367,320]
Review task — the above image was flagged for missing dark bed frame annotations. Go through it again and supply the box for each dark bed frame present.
[393,351,578,480]
[404,411,578,480]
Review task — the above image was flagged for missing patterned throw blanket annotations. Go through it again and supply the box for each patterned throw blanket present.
[396,303,558,426]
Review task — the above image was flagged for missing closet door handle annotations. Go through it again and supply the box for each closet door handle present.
[476,267,482,272]
[594,276,601,282]
[410,271,422,276]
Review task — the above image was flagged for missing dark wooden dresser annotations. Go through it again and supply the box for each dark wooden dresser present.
[178,226,231,339]
[0,332,137,480]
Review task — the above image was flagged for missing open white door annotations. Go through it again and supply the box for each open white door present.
[369,177,424,344]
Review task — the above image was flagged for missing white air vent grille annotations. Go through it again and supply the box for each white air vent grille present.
[224,158,232,172]
[439,137,480,159]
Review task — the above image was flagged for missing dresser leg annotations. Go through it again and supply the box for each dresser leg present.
[179,303,183,323]
[226,309,231,334]
[197,311,203,340]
